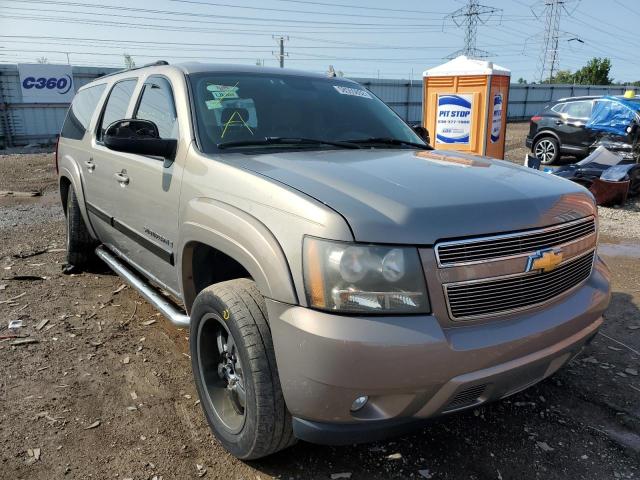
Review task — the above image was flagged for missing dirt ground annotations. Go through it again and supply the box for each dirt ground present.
[1,124,639,479]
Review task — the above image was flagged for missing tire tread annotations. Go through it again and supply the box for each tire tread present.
[190,278,295,459]
[65,187,95,268]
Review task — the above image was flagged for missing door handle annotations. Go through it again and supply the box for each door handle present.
[113,171,129,186]
[84,159,95,172]
[554,120,563,125]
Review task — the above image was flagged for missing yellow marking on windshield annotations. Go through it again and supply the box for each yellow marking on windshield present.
[221,110,254,138]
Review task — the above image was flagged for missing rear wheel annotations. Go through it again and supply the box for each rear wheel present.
[65,186,95,271]
[190,278,295,460]
[533,136,560,165]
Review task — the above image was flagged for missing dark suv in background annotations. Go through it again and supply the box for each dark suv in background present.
[526,96,599,165]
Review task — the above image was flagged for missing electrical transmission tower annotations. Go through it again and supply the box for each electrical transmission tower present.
[535,0,581,82]
[446,0,502,59]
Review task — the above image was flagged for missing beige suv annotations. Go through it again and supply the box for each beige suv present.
[57,61,610,459]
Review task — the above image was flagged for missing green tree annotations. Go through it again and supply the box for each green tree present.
[550,70,574,84]
[573,57,612,85]
[517,77,528,84]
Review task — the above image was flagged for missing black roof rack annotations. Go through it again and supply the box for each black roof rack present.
[142,60,169,67]
[98,60,169,79]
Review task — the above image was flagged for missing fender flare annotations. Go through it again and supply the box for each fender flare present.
[532,129,561,147]
[178,197,298,312]
[58,157,98,239]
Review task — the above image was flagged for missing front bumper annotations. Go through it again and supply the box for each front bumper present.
[267,258,610,445]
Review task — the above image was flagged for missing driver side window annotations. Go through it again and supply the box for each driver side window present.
[134,76,179,140]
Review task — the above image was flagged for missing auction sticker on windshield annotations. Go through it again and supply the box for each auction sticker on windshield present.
[207,84,239,100]
[333,85,372,99]
[436,94,473,145]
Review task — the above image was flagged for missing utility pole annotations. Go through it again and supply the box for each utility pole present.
[272,35,289,68]
[534,0,581,83]
[446,0,502,59]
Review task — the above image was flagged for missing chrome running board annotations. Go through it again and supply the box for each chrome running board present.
[95,245,190,328]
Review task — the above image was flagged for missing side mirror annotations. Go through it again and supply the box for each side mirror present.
[103,119,177,160]
[412,125,430,144]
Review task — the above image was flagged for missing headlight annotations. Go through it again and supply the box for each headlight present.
[303,237,430,314]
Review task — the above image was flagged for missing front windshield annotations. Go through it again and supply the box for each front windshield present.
[188,72,426,153]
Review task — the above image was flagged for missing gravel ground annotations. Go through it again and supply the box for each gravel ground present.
[504,122,640,236]
[1,126,639,479]
[599,197,640,239]
[503,122,530,165]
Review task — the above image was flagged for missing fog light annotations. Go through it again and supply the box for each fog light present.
[350,395,369,412]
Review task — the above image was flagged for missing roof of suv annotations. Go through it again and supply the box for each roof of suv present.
[81,61,357,93]
[92,61,341,83]
[175,62,333,79]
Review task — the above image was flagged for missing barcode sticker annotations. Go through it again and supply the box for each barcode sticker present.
[333,85,372,99]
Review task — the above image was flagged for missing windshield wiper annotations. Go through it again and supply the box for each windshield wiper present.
[343,137,428,149]
[217,137,360,150]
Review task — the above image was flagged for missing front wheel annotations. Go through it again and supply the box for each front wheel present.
[533,136,560,165]
[190,279,295,459]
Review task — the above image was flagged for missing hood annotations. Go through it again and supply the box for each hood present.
[222,148,596,244]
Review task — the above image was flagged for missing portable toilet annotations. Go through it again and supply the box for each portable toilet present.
[423,56,511,159]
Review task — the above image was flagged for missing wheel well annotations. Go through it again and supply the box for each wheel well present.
[533,131,560,146]
[59,176,71,215]
[182,242,252,312]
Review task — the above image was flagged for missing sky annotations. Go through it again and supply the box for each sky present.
[0,0,638,83]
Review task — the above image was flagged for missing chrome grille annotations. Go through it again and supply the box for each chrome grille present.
[445,251,595,320]
[436,217,595,267]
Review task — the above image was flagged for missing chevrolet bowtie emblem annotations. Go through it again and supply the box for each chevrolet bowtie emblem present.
[526,248,564,273]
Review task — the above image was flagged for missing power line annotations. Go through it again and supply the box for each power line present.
[168,0,439,21]
[0,13,454,35]
[274,0,450,15]
[4,0,457,28]
[0,45,536,64]
[613,0,640,17]
[446,0,503,59]
[4,1,535,29]
[0,48,278,60]
[567,10,639,45]
[0,35,531,52]
[6,0,634,81]
[6,0,441,22]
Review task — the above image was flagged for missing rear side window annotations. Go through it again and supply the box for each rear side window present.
[563,101,593,119]
[550,103,565,113]
[61,84,106,140]
[134,76,178,139]
[98,79,138,140]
